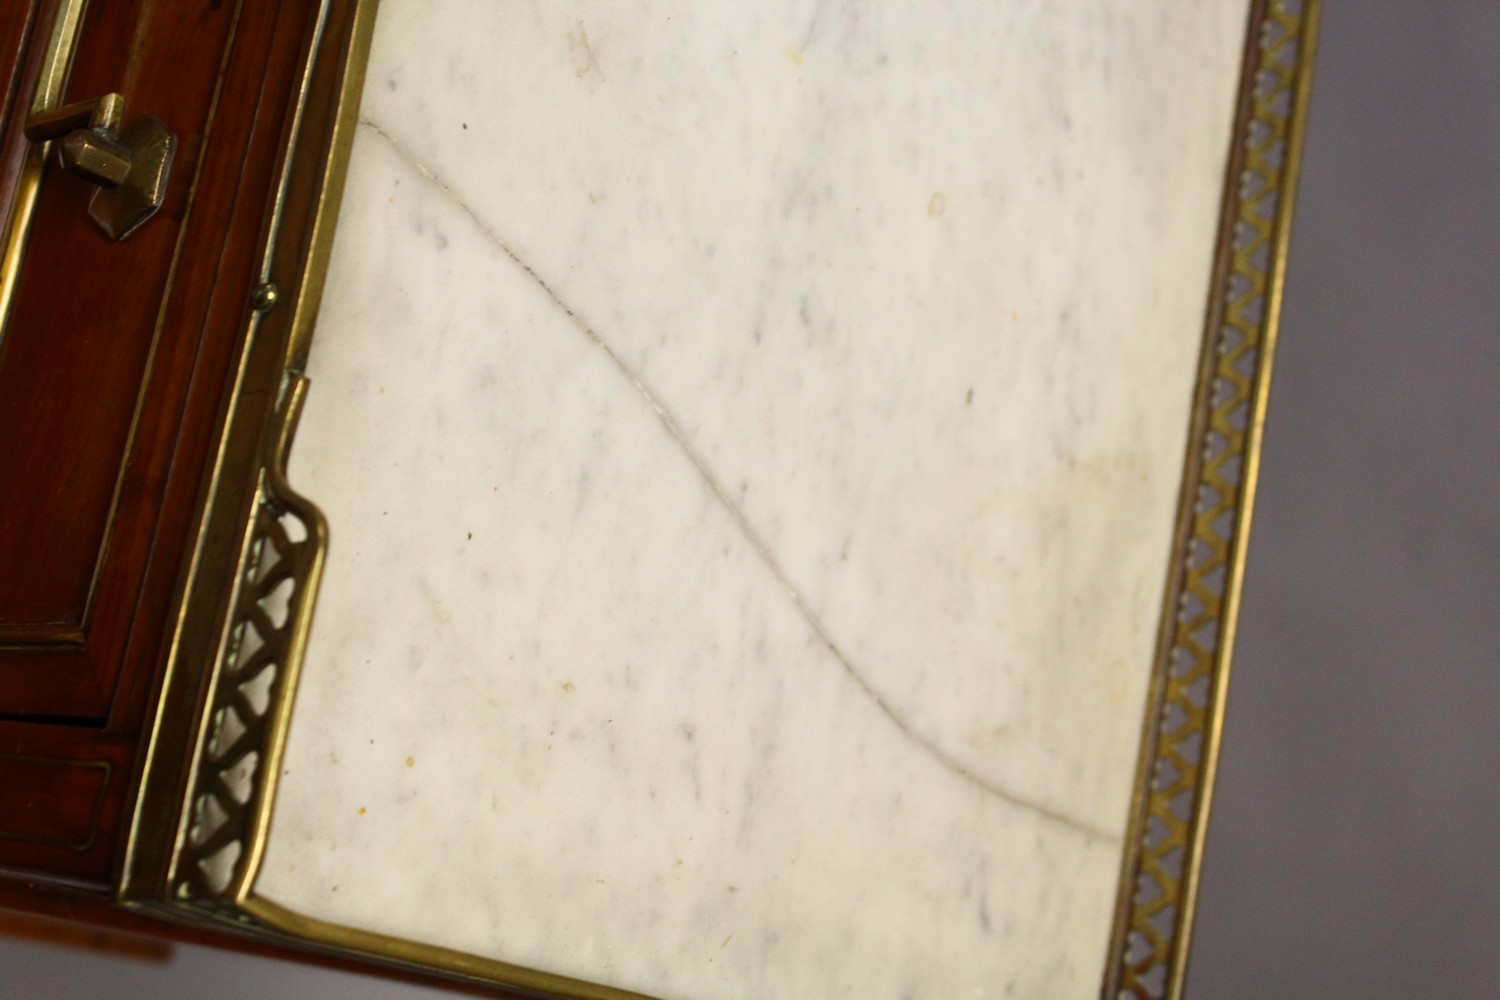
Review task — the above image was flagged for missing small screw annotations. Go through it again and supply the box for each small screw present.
[251,281,280,312]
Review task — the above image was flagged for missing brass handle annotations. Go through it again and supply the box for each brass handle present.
[24,90,176,240]
[24,92,131,188]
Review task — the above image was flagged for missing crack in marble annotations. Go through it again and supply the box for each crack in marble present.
[355,117,1117,843]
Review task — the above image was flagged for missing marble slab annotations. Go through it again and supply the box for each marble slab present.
[257,2,1250,997]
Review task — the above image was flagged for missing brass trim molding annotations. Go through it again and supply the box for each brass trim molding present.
[122,0,1320,997]
[1103,2,1319,997]
[120,0,357,909]
[0,0,88,340]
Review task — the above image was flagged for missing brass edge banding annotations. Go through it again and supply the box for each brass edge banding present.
[1172,3,1322,986]
[281,0,379,380]
[118,0,315,899]
[145,0,337,868]
[239,896,662,1000]
[0,0,88,340]
[1102,2,1320,999]
[132,0,363,921]
[154,0,339,905]
[29,0,89,117]
[226,0,378,893]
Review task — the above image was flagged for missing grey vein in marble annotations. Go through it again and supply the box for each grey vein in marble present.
[358,115,1113,843]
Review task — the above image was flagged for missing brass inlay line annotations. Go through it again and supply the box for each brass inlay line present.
[0,0,89,341]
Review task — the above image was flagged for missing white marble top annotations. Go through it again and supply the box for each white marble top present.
[259,2,1249,997]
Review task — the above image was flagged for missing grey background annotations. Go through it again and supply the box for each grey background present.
[1189,2,1500,997]
[2,3,1495,996]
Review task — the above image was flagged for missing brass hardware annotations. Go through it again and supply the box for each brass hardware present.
[25,93,128,186]
[24,92,176,241]
[87,116,176,240]
[1102,4,1321,999]
[250,282,280,313]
